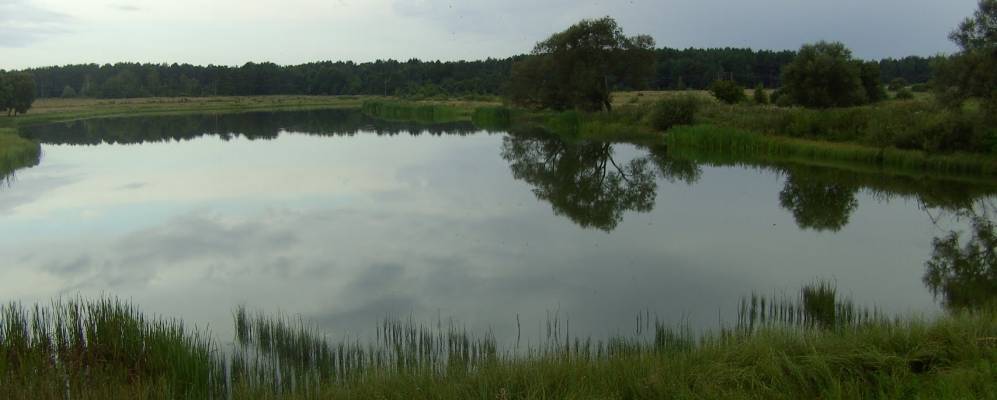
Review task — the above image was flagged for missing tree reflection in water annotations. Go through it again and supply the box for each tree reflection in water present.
[924,212,997,310]
[501,134,657,231]
[778,174,859,232]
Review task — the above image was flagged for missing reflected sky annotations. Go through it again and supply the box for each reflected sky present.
[1,114,988,345]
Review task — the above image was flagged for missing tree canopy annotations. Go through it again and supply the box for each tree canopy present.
[935,0,997,111]
[0,72,36,116]
[507,17,655,111]
[14,48,933,101]
[780,41,874,108]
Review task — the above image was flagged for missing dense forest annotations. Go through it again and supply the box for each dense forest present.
[11,48,936,99]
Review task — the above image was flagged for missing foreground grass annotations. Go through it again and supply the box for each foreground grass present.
[2,294,995,399]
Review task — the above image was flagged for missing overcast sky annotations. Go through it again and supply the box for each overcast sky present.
[0,0,980,70]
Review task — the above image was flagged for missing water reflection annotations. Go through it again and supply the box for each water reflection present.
[20,109,485,145]
[777,173,858,232]
[924,212,997,309]
[6,110,997,337]
[500,132,656,231]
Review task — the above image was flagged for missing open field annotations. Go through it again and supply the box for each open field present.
[1,95,376,127]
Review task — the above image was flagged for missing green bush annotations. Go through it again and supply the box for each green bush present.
[648,95,700,131]
[709,80,746,104]
[781,41,867,108]
[60,85,77,98]
[895,88,915,100]
[888,77,909,91]
[753,84,769,105]
[911,83,931,92]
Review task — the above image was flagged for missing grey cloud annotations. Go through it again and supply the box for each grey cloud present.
[0,0,72,47]
[109,3,140,12]
[393,0,973,59]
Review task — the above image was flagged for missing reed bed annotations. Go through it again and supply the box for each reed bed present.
[0,298,224,399]
[2,281,995,399]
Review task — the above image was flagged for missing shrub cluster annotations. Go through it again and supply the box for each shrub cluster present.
[709,101,994,154]
[648,95,701,131]
[709,80,746,104]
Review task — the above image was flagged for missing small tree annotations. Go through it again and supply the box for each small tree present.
[859,61,887,103]
[781,41,867,108]
[0,72,12,115]
[753,83,769,105]
[895,87,915,100]
[61,85,77,98]
[888,77,909,91]
[10,73,36,115]
[709,80,745,104]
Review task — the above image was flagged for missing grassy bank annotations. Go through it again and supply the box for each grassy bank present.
[0,128,41,181]
[667,125,997,176]
[362,95,997,178]
[5,96,373,127]
[0,96,376,179]
[2,288,995,399]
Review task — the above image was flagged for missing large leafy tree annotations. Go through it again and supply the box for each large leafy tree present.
[780,41,868,108]
[935,0,997,111]
[507,17,655,112]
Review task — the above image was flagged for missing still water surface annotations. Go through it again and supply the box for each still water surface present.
[2,110,993,342]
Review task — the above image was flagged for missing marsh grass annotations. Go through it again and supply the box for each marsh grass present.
[737,280,881,331]
[0,298,224,399]
[3,281,995,399]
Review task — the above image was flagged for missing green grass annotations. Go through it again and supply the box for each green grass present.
[363,95,997,178]
[5,96,370,128]
[0,96,372,180]
[667,125,997,176]
[0,298,224,400]
[361,99,469,123]
[3,283,996,399]
[0,128,41,182]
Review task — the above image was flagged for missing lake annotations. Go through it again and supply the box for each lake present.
[2,109,993,344]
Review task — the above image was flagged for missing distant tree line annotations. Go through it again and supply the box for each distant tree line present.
[18,51,937,100]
